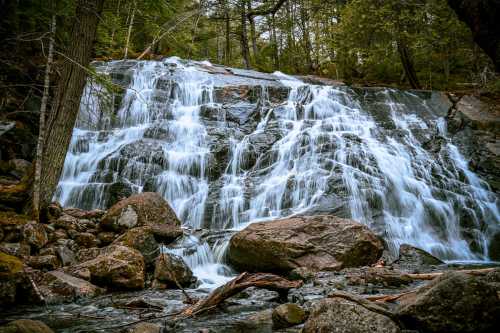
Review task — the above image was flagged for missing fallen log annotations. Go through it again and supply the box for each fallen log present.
[180,272,303,317]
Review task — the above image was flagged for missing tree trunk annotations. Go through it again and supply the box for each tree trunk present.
[397,38,421,89]
[32,13,56,221]
[247,0,258,59]
[39,0,104,218]
[240,0,251,69]
[124,1,136,59]
[224,0,231,64]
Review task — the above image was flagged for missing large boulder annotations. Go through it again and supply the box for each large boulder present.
[21,222,48,250]
[272,303,307,329]
[394,244,443,272]
[0,319,54,333]
[66,245,145,290]
[36,271,104,304]
[112,227,159,265]
[228,215,384,273]
[100,192,181,232]
[153,253,195,288]
[0,251,24,306]
[397,272,500,333]
[303,297,400,333]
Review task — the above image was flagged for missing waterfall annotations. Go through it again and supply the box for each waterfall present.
[57,58,499,287]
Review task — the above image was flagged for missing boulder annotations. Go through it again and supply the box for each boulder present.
[36,271,104,304]
[76,247,101,263]
[0,242,30,258]
[397,272,500,333]
[153,253,195,288]
[97,231,116,245]
[46,202,63,221]
[112,226,159,265]
[53,214,80,231]
[100,192,180,232]
[272,303,307,329]
[228,215,384,273]
[53,245,76,266]
[395,244,443,272]
[21,222,48,250]
[63,208,105,220]
[0,319,54,333]
[150,224,183,243]
[67,245,145,290]
[74,232,100,248]
[26,255,60,271]
[303,297,400,333]
[128,323,161,333]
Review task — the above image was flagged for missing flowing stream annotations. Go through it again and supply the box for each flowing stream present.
[56,58,499,288]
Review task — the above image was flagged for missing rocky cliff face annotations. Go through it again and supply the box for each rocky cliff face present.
[50,58,499,262]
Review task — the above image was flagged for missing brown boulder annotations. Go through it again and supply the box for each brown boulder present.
[74,232,100,248]
[395,244,443,272]
[21,222,48,250]
[0,251,24,306]
[272,303,307,329]
[67,245,145,290]
[0,319,54,333]
[397,271,500,333]
[112,227,159,265]
[100,192,181,232]
[153,253,195,288]
[303,297,400,333]
[228,215,384,273]
[26,255,60,271]
[36,271,104,304]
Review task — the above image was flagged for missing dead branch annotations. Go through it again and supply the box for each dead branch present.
[405,267,496,280]
[179,272,302,317]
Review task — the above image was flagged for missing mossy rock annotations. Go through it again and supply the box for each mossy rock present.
[0,251,23,278]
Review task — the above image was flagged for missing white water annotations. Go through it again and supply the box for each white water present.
[57,59,499,288]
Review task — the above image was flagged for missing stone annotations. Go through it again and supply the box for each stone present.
[26,255,60,271]
[54,245,76,266]
[154,252,195,288]
[67,245,145,290]
[112,226,159,265]
[0,319,54,333]
[395,244,443,272]
[21,222,48,250]
[0,252,24,306]
[0,242,30,258]
[63,208,105,220]
[397,272,500,333]
[75,232,100,248]
[76,247,101,263]
[54,214,79,231]
[101,192,180,232]
[150,224,183,243]
[303,297,400,333]
[37,271,104,304]
[228,215,384,273]
[8,159,31,179]
[272,303,307,329]
[97,231,116,245]
[128,323,161,333]
[46,202,63,221]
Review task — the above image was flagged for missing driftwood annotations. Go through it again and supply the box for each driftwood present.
[405,267,496,280]
[180,272,303,317]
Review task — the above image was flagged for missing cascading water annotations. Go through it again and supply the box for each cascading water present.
[57,58,499,288]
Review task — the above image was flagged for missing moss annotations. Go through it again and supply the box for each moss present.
[0,211,30,226]
[0,251,24,277]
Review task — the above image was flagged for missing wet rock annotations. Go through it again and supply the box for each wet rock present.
[272,303,307,329]
[228,215,384,273]
[288,267,316,282]
[395,244,443,272]
[488,231,500,261]
[113,226,159,265]
[128,322,161,333]
[36,270,104,304]
[101,192,180,232]
[343,267,413,287]
[97,231,116,245]
[397,272,500,333]
[75,232,100,248]
[53,245,76,266]
[154,253,195,288]
[0,319,54,333]
[67,245,145,290]
[108,181,133,207]
[26,255,60,271]
[150,224,183,243]
[303,297,400,333]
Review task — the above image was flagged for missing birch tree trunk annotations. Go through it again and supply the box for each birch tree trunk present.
[32,13,56,221]
[38,0,104,218]
[124,1,136,59]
